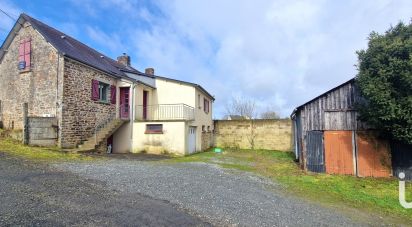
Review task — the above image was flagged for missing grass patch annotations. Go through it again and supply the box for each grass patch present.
[168,148,412,222]
[0,138,95,162]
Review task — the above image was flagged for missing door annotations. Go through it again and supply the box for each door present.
[324,131,354,175]
[143,90,148,120]
[188,126,196,154]
[356,131,391,178]
[120,87,130,119]
[306,131,325,173]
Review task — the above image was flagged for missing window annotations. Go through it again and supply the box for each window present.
[207,126,210,132]
[198,94,201,109]
[204,98,209,113]
[99,82,109,102]
[145,124,163,134]
[202,125,205,132]
[18,38,31,70]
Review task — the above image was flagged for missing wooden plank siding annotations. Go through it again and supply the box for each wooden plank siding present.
[293,80,371,167]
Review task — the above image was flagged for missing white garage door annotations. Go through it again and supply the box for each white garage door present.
[188,126,197,154]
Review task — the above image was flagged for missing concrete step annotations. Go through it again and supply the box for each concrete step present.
[76,119,127,151]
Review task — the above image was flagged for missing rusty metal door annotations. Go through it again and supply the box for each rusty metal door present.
[306,131,325,173]
[356,131,391,178]
[324,131,354,175]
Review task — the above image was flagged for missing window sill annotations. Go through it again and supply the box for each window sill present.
[97,100,111,105]
[19,69,31,74]
[145,131,163,134]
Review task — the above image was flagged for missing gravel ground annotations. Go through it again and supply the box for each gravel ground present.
[54,158,384,227]
[0,152,209,226]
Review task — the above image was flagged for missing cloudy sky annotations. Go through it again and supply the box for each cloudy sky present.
[1,0,411,118]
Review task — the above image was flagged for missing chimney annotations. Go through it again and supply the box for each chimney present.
[145,67,154,75]
[117,53,130,66]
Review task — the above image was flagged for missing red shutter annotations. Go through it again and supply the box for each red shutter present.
[110,85,116,104]
[24,39,31,69]
[91,79,99,100]
[18,42,25,62]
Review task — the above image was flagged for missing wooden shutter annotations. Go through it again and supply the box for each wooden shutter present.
[91,79,99,100]
[18,42,25,62]
[110,85,116,104]
[24,39,31,68]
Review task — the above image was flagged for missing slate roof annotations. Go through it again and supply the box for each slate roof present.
[21,13,141,77]
[0,13,215,100]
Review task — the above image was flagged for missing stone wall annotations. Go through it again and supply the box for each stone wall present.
[60,58,117,148]
[214,119,292,151]
[0,21,63,130]
[201,131,213,151]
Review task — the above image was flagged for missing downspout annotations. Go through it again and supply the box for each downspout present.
[55,53,60,147]
[55,53,60,117]
[130,82,137,153]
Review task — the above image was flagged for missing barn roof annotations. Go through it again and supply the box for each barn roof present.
[291,78,355,118]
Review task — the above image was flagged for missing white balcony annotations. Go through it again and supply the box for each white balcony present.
[135,104,195,121]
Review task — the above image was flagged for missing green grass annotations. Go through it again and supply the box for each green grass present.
[168,148,412,222]
[0,137,95,162]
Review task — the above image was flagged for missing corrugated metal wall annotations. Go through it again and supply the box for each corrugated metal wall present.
[392,142,412,180]
[306,131,325,173]
[324,131,355,175]
[356,131,392,178]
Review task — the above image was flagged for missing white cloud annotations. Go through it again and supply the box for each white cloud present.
[85,26,126,54]
[129,0,411,118]
[3,0,411,119]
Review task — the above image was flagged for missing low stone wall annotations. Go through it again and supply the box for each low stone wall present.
[214,119,292,151]
[26,117,58,146]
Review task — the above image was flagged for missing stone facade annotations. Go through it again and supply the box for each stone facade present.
[0,21,63,130]
[214,119,292,151]
[0,21,119,149]
[60,58,117,148]
[201,131,213,151]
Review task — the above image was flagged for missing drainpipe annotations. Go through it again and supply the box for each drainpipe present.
[130,82,137,152]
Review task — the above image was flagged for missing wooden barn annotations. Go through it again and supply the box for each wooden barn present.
[290,78,395,178]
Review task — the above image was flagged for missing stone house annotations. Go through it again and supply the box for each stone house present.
[0,13,214,155]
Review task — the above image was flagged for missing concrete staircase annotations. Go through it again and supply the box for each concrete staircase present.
[73,119,127,153]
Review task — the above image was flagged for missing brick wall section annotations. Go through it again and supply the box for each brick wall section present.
[201,131,213,151]
[0,21,63,130]
[214,119,292,151]
[60,58,117,148]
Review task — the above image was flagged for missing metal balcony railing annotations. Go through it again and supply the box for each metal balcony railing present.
[135,104,195,121]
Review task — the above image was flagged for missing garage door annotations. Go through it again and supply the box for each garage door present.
[324,131,354,175]
[188,126,197,154]
[356,131,391,178]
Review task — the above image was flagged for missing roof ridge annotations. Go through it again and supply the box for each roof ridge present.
[20,13,140,77]
[22,13,121,67]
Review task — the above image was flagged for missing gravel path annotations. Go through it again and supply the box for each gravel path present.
[55,159,380,226]
[0,153,208,226]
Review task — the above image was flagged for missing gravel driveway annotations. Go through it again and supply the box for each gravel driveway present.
[54,158,382,226]
[0,153,208,226]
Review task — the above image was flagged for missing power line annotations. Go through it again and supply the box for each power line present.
[0,8,17,21]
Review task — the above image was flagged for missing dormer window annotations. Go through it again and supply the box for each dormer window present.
[18,38,31,71]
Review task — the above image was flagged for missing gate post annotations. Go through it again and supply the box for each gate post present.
[23,103,29,145]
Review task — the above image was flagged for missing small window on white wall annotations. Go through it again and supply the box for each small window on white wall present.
[198,94,201,109]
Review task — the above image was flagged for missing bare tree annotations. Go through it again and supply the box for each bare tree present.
[225,96,259,150]
[225,96,256,119]
[260,110,280,119]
